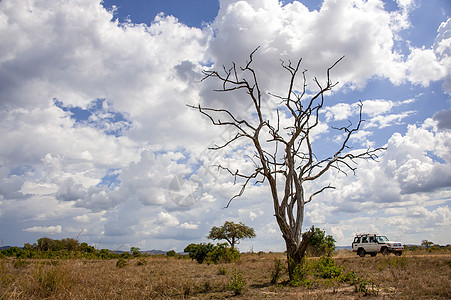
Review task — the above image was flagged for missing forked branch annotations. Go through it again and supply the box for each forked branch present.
[189,49,386,260]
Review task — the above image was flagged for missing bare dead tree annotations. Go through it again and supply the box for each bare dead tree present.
[189,48,385,279]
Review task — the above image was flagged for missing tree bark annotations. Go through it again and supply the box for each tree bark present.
[285,229,314,280]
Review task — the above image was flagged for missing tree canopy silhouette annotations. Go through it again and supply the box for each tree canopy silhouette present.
[208,221,256,250]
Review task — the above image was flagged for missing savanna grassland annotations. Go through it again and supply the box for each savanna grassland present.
[1,250,450,299]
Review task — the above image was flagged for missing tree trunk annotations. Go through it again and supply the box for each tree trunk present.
[285,229,315,281]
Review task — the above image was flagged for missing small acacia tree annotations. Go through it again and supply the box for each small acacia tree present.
[190,48,385,280]
[421,240,431,248]
[130,247,141,257]
[208,221,256,250]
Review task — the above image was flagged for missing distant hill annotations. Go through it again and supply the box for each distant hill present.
[143,250,167,255]
[336,246,352,250]
[1,246,182,255]
[0,246,15,250]
[111,249,169,255]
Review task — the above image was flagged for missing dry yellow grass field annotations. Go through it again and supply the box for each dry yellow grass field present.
[1,250,450,299]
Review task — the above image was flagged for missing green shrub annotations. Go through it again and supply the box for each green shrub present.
[270,259,283,284]
[315,256,343,279]
[184,242,239,264]
[288,257,312,285]
[227,269,246,295]
[426,244,441,252]
[79,242,96,254]
[166,250,177,257]
[303,227,336,257]
[217,266,228,275]
[116,257,128,268]
[340,271,357,284]
[384,256,407,269]
[184,243,215,264]
[353,276,378,296]
[98,249,112,259]
[1,246,25,258]
[206,243,240,264]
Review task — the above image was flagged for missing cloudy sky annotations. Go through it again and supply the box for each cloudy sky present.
[0,0,450,252]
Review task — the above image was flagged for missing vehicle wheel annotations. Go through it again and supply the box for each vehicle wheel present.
[381,247,389,256]
[357,248,366,257]
[395,251,402,256]
[370,253,377,257]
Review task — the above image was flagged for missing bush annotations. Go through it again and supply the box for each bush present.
[116,258,128,268]
[61,238,79,251]
[288,257,312,286]
[341,271,357,284]
[184,243,216,264]
[303,227,336,257]
[353,276,378,296]
[38,238,65,252]
[426,245,441,253]
[166,250,177,257]
[98,249,112,259]
[0,238,130,259]
[270,259,283,284]
[184,243,240,264]
[314,256,343,279]
[206,243,240,264]
[217,266,228,275]
[227,269,246,295]
[287,256,346,287]
[79,242,96,254]
[1,247,25,258]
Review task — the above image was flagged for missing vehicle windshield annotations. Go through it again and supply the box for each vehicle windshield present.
[376,236,389,242]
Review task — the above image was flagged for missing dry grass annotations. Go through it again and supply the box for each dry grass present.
[1,250,450,299]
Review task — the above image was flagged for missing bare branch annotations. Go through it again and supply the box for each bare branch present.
[304,185,336,204]
[186,104,256,132]
[191,49,385,272]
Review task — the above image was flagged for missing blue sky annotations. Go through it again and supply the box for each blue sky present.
[0,0,450,252]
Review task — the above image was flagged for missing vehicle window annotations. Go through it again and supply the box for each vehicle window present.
[369,236,375,243]
[376,236,389,242]
[362,237,368,243]
[353,237,360,243]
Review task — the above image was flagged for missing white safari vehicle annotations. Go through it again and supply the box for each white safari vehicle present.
[352,233,403,257]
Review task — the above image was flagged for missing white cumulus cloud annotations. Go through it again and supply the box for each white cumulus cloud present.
[23,225,62,234]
